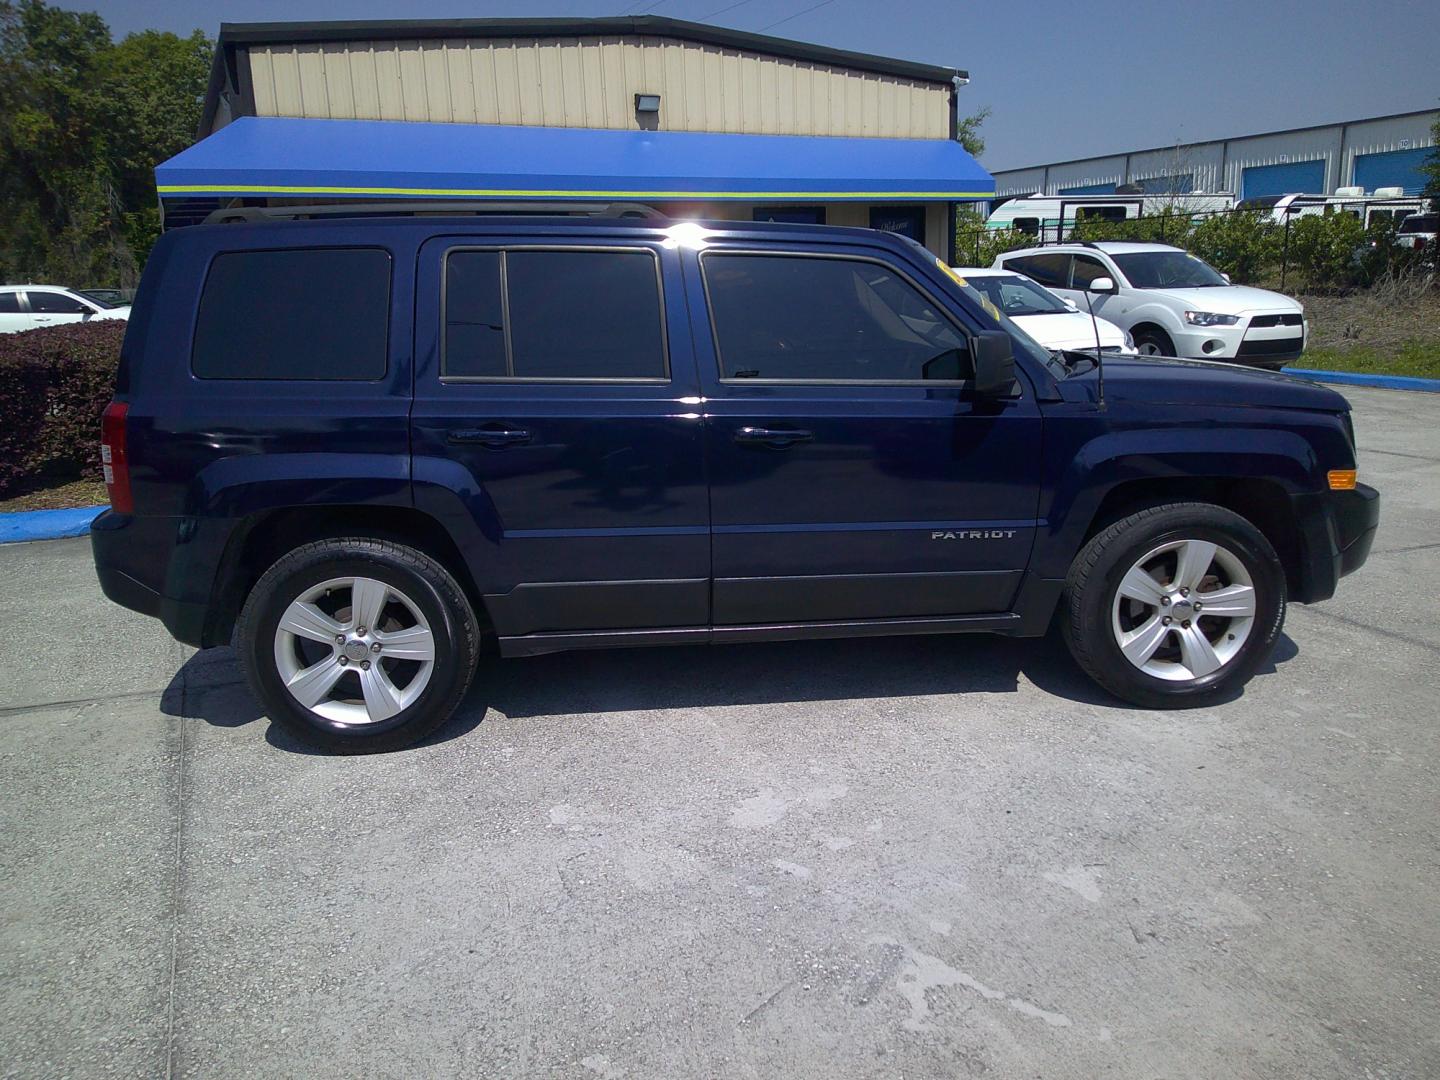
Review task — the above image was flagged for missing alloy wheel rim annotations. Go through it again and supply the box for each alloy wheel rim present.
[1110,539,1256,682]
[273,576,436,725]
[1138,342,1163,355]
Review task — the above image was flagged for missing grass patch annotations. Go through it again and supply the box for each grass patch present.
[0,477,108,513]
[1297,341,1440,380]
[1295,276,1440,378]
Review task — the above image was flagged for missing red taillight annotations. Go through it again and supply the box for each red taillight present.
[100,401,133,514]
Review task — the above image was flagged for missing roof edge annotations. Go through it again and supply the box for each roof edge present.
[991,106,1440,177]
[216,15,965,84]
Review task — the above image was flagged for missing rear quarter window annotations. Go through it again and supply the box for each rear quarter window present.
[192,248,391,380]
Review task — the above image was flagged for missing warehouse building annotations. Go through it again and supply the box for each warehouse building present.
[990,108,1438,202]
[162,16,992,258]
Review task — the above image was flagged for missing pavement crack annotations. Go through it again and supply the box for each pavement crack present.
[162,662,190,1080]
[740,979,796,1025]
[0,678,246,719]
[1293,605,1439,655]
[1357,446,1440,463]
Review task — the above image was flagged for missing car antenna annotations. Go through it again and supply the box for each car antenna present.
[1082,278,1108,412]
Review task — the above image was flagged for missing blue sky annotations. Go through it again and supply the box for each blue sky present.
[66,0,1440,170]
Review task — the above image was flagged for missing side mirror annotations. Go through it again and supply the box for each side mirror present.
[973,330,1017,398]
[1221,272,1232,284]
[1062,297,1078,310]
[1086,276,1117,294]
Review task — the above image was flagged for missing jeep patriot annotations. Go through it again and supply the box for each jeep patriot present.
[91,209,1379,751]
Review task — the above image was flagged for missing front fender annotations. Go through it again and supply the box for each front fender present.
[1032,424,1317,578]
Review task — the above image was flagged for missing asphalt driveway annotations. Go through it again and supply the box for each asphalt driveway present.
[2,386,1437,1079]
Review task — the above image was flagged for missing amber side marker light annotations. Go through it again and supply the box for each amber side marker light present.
[1328,469,1358,491]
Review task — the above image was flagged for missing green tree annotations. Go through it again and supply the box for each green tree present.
[1420,109,1440,208]
[0,1,210,286]
[957,106,989,157]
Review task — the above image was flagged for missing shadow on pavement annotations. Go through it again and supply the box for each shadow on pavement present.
[158,630,1299,754]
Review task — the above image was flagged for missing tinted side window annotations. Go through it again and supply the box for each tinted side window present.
[444,252,506,378]
[1006,253,1071,288]
[703,254,970,382]
[443,249,667,380]
[193,249,391,380]
[0,293,20,313]
[1071,254,1111,289]
[507,251,665,379]
[29,291,91,314]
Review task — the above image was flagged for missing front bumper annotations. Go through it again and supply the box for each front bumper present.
[1289,483,1379,603]
[1171,317,1306,368]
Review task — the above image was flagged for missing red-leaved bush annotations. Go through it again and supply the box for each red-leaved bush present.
[0,321,124,496]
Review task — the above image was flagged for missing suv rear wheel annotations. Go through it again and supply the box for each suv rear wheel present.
[1062,503,1285,708]
[236,538,479,753]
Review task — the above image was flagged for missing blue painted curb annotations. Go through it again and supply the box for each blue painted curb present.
[0,505,105,544]
[1281,367,1440,393]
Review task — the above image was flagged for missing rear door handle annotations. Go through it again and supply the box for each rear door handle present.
[448,426,531,448]
[734,426,814,447]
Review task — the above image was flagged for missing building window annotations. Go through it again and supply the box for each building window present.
[753,206,826,225]
[869,206,926,242]
[192,249,391,380]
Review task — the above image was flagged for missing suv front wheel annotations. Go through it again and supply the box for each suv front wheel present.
[236,538,479,752]
[1062,503,1286,708]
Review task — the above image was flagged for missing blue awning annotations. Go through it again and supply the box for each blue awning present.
[156,116,994,203]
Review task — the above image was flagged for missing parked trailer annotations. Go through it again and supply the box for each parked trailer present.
[986,192,1237,241]
[1236,189,1427,227]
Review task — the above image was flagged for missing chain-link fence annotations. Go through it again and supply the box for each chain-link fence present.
[955,203,1436,292]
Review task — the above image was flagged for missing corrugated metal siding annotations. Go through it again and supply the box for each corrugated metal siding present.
[1223,128,1342,194]
[1127,144,1224,193]
[990,110,1439,198]
[246,37,951,138]
[1045,157,1127,195]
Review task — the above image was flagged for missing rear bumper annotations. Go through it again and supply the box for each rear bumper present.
[91,511,210,647]
[1290,483,1379,603]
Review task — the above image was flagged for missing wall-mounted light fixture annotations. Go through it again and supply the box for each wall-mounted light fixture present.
[634,93,661,114]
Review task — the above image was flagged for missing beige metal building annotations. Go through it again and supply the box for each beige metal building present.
[171,16,992,257]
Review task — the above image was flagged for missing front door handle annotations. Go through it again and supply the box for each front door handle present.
[734,426,814,448]
[448,426,531,448]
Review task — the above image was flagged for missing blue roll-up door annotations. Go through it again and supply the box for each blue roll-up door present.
[1241,160,1325,199]
[1058,182,1115,195]
[1353,147,1431,194]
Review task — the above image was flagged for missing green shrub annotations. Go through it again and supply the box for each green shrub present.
[0,321,124,495]
[1071,210,1194,248]
[953,211,1037,268]
[1188,210,1281,284]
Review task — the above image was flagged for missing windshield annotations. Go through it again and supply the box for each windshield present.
[963,274,1070,316]
[1111,250,1228,289]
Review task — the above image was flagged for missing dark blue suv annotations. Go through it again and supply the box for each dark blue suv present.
[91,209,1378,751]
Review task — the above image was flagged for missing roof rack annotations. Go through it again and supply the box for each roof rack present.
[202,201,669,225]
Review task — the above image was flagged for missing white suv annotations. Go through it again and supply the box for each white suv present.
[0,285,131,334]
[993,242,1306,368]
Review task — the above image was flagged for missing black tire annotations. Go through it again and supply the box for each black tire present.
[1061,503,1286,709]
[1132,326,1176,358]
[236,538,479,753]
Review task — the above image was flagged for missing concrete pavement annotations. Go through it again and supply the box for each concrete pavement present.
[2,387,1437,1079]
